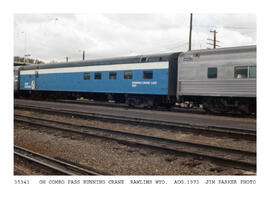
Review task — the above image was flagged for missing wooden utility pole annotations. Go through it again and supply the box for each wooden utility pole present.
[82,50,85,60]
[188,13,193,51]
[207,30,220,49]
[211,30,217,48]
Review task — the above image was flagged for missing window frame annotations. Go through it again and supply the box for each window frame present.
[234,66,248,79]
[143,71,153,80]
[124,71,133,80]
[83,72,90,80]
[248,66,256,79]
[207,67,217,79]
[94,72,102,80]
[109,72,117,80]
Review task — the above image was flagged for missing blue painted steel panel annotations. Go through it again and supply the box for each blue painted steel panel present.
[20,68,169,95]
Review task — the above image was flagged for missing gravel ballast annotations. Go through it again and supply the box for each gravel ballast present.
[14,109,256,175]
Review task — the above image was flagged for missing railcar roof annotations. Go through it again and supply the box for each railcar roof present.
[20,52,180,71]
[182,45,256,56]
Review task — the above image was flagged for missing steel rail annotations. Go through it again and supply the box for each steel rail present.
[15,97,256,118]
[14,103,256,140]
[15,114,256,171]
[14,145,103,175]
[57,99,256,118]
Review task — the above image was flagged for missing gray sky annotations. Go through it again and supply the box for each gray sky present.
[14,13,256,62]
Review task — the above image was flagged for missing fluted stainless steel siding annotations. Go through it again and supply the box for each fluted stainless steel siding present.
[177,45,256,98]
[179,79,256,97]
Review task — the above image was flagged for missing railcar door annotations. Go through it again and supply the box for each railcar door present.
[34,71,39,90]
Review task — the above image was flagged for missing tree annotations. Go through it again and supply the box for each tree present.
[14,56,45,64]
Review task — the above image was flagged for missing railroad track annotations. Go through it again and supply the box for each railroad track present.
[16,97,255,118]
[56,99,256,118]
[14,145,104,175]
[14,103,256,140]
[14,114,256,171]
[56,99,206,114]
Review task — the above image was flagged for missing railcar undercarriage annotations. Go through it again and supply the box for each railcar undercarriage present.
[16,90,256,115]
[179,96,256,115]
[15,90,175,109]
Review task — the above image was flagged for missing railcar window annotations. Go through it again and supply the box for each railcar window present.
[109,72,117,80]
[124,72,133,79]
[84,72,90,80]
[94,72,102,80]
[143,71,153,79]
[208,67,217,79]
[249,66,256,78]
[235,67,248,79]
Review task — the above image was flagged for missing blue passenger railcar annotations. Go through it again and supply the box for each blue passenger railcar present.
[19,52,180,107]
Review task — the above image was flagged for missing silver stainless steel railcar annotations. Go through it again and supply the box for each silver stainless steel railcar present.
[177,45,256,114]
